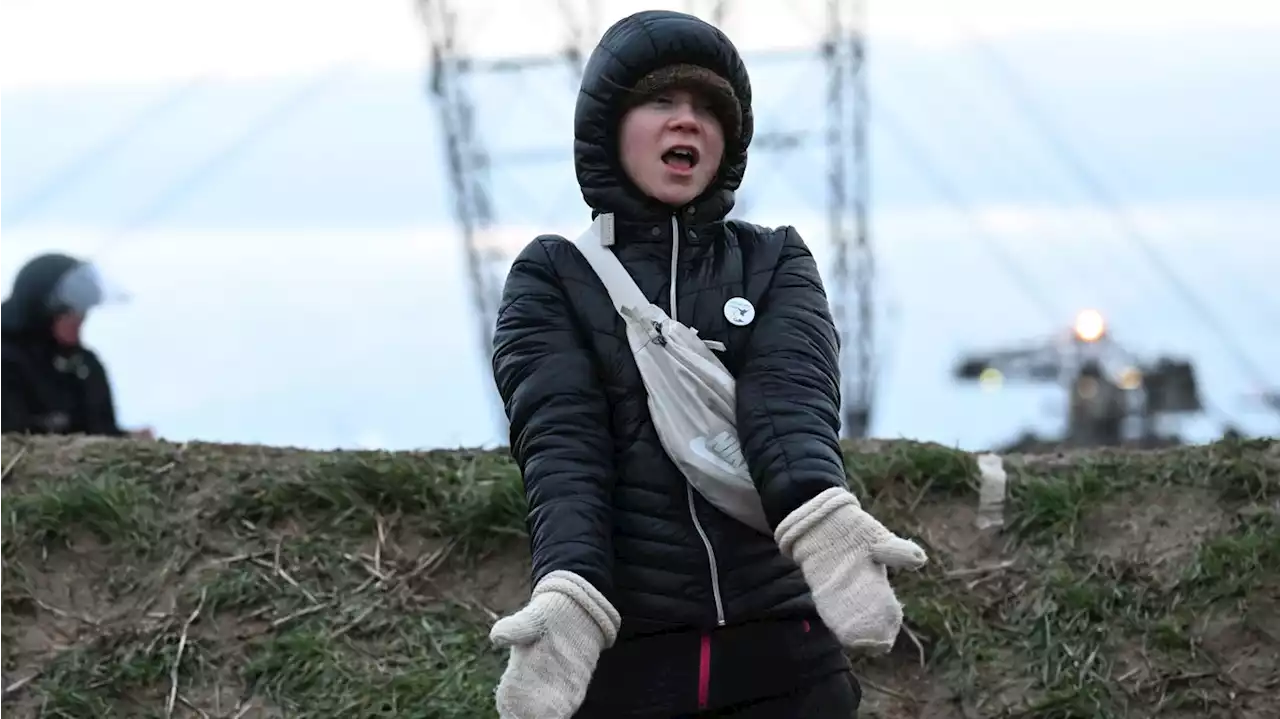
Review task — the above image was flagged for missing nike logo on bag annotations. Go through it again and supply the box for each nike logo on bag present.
[688,431,747,474]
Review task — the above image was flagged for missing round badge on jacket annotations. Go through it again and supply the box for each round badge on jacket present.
[723,297,755,326]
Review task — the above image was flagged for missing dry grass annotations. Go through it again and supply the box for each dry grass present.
[2,435,1277,718]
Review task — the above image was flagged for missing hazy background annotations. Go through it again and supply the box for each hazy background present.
[3,0,1278,451]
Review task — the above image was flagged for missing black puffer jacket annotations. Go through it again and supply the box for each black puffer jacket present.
[2,254,124,438]
[491,10,852,716]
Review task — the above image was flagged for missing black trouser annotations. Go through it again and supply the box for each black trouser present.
[688,671,861,719]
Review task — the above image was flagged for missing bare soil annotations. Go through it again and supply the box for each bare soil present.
[2,435,1277,717]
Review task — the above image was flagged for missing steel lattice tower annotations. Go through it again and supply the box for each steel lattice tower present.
[824,0,873,439]
[419,0,874,439]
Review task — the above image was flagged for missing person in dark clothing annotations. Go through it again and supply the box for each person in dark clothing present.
[2,252,151,439]
[488,10,926,719]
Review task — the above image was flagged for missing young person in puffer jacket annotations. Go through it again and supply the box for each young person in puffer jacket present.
[488,9,928,719]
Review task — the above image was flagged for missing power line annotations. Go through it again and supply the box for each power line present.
[959,28,1276,395]
[872,96,1063,324]
[871,21,1259,431]
[872,60,1144,309]
[90,64,353,261]
[3,77,209,228]
[878,88,1248,430]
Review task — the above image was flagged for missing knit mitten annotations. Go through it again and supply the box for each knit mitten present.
[490,570,621,719]
[775,487,928,653]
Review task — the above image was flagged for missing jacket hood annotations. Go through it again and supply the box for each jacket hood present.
[573,10,754,223]
[1,252,86,336]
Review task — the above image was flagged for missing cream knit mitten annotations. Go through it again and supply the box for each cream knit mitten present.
[776,487,929,653]
[490,570,621,719]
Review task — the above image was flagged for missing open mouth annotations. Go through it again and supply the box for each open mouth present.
[662,145,699,170]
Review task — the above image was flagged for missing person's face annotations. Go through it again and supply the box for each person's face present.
[618,87,725,208]
[50,311,84,347]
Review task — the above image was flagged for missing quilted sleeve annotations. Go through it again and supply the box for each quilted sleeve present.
[734,226,849,530]
[491,237,616,596]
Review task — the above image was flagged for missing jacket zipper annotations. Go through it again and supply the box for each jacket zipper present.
[669,214,727,629]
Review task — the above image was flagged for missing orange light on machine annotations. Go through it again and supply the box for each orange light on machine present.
[1118,366,1143,391]
[1073,309,1106,343]
[978,367,1004,391]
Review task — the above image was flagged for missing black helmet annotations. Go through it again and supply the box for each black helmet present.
[1,253,112,334]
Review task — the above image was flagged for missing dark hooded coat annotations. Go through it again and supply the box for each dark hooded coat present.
[2,253,124,437]
[491,10,856,716]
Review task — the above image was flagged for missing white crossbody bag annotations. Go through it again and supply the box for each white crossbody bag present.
[567,213,771,535]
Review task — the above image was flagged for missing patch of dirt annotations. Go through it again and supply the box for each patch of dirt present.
[3,534,131,667]
[1197,610,1280,689]
[437,548,532,616]
[1081,486,1227,583]
[166,684,286,719]
[1244,593,1280,645]
[857,658,964,719]
[911,501,1006,569]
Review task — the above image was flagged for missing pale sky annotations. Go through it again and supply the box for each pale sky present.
[5,0,1279,88]
[3,0,1278,450]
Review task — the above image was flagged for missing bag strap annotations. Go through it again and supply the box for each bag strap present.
[568,213,651,314]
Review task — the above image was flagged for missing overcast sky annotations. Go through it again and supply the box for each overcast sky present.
[3,0,1278,450]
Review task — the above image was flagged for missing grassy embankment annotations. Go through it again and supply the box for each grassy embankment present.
[2,435,1276,718]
